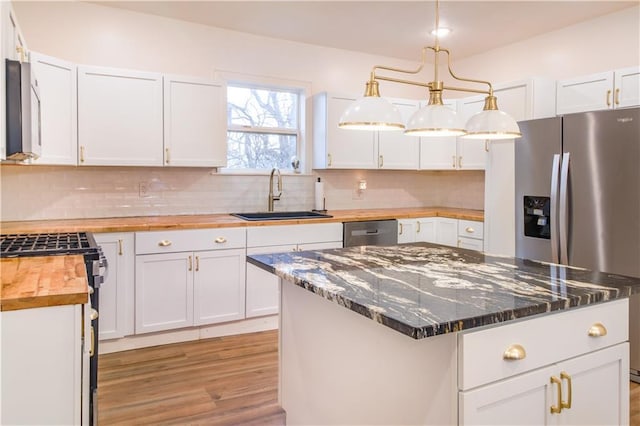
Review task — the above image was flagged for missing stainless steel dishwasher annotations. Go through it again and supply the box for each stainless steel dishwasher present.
[343,220,398,247]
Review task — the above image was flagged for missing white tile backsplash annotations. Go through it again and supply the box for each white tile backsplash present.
[0,165,484,221]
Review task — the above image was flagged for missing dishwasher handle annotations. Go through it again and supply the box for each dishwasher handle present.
[351,229,381,236]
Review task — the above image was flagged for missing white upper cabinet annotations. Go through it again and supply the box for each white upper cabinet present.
[614,66,640,109]
[164,75,227,167]
[30,52,77,166]
[77,65,164,166]
[556,66,640,114]
[314,93,378,169]
[377,99,419,170]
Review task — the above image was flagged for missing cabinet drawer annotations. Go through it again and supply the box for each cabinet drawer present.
[247,223,343,247]
[136,228,246,254]
[458,298,628,390]
[458,220,483,240]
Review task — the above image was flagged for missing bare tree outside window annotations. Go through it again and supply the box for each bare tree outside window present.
[227,85,300,170]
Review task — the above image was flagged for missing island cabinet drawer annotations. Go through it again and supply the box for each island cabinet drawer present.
[458,220,483,240]
[246,223,343,247]
[136,228,246,254]
[458,298,628,390]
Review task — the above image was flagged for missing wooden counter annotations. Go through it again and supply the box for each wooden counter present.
[0,207,483,234]
[0,255,89,311]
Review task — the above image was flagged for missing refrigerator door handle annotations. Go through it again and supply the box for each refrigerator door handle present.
[550,154,562,264]
[559,152,571,265]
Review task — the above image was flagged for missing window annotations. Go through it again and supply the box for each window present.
[226,84,301,171]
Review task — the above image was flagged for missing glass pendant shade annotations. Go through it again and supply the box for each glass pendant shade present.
[338,96,405,131]
[463,109,522,140]
[404,104,466,137]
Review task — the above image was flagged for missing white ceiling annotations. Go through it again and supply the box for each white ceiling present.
[94,1,638,61]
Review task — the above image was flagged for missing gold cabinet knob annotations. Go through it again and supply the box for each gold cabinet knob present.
[465,227,475,234]
[587,322,607,337]
[503,344,526,361]
[158,240,172,247]
[214,237,227,244]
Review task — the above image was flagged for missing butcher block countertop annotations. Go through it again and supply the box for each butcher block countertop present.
[0,255,89,311]
[0,207,484,234]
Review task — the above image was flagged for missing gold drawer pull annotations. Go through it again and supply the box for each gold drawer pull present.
[158,240,172,247]
[560,371,572,409]
[550,375,562,414]
[606,89,612,107]
[214,237,227,244]
[615,88,620,105]
[588,322,607,337]
[399,223,403,235]
[465,227,475,234]
[503,344,526,361]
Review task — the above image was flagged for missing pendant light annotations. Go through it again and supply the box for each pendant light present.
[338,79,405,131]
[338,0,521,140]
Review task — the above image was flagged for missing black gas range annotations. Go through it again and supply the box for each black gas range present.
[0,231,107,426]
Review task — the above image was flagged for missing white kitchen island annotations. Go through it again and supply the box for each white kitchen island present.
[248,243,640,425]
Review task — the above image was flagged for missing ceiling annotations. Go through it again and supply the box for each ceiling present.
[94,1,638,61]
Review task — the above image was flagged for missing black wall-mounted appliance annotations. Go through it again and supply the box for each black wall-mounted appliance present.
[5,58,41,160]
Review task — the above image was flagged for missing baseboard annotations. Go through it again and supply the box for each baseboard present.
[99,315,279,354]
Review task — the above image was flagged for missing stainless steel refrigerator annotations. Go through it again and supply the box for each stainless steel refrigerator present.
[515,107,640,382]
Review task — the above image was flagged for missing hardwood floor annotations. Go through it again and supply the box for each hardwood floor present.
[100,330,640,425]
[98,330,284,425]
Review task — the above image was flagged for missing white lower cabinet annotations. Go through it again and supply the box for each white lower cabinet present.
[1,304,86,425]
[458,298,629,426]
[193,248,245,325]
[246,223,343,318]
[398,217,484,251]
[135,228,246,334]
[460,343,628,426]
[95,232,134,340]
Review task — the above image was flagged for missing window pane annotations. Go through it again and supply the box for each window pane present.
[227,86,298,129]
[227,131,297,170]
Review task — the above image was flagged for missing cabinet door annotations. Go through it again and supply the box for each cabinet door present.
[246,244,296,318]
[459,365,555,426]
[419,136,457,170]
[95,233,134,340]
[78,66,163,166]
[416,218,437,243]
[378,100,419,170]
[135,252,193,333]
[614,66,640,109]
[30,52,78,165]
[436,218,458,247]
[325,95,378,169]
[1,305,83,425]
[556,71,614,114]
[397,219,416,244]
[456,139,486,170]
[193,248,246,325]
[555,343,629,426]
[164,76,226,167]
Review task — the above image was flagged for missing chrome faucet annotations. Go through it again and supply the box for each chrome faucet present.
[268,167,282,212]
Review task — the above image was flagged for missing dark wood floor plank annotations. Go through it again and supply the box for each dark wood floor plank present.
[98,330,283,425]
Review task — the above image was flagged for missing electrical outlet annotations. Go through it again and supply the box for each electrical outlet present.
[139,182,150,198]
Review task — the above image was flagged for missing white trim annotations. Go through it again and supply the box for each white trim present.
[215,69,312,174]
[99,315,278,354]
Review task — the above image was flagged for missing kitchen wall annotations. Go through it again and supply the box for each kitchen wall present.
[0,165,483,220]
[1,2,637,221]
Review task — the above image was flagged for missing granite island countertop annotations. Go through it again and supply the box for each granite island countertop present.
[248,242,640,339]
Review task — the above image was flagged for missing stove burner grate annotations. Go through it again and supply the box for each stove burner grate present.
[0,232,95,257]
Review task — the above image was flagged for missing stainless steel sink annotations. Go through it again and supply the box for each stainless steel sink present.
[231,211,332,221]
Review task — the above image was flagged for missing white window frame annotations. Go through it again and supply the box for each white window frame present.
[217,71,311,175]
